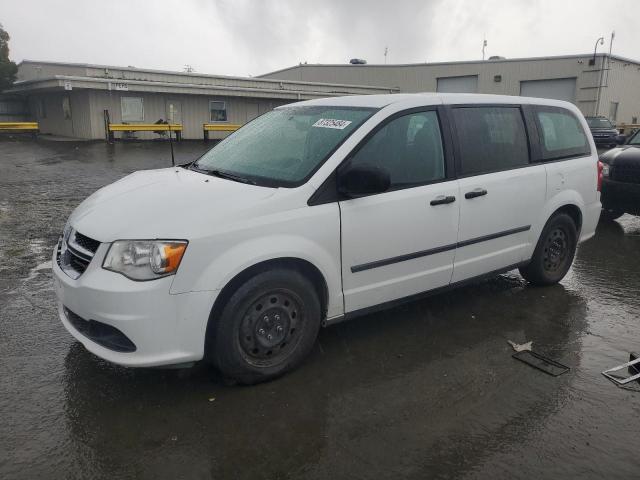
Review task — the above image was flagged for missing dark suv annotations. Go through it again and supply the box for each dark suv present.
[586,116,621,149]
[599,129,640,220]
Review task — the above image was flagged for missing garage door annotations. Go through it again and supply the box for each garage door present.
[520,78,577,103]
[436,75,478,93]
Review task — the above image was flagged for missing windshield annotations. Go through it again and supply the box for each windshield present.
[628,130,640,145]
[192,106,376,187]
[586,117,613,129]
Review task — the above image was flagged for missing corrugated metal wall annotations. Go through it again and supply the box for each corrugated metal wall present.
[90,91,293,140]
[261,57,615,117]
[27,91,92,138]
[0,95,28,122]
[596,57,640,124]
[28,93,68,137]
[17,63,89,82]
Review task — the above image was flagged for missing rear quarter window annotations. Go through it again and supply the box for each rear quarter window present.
[534,107,591,160]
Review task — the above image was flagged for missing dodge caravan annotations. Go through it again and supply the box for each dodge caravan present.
[53,93,602,383]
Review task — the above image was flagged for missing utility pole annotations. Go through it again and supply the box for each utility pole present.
[482,37,487,60]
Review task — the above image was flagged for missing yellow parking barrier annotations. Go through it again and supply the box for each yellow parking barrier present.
[0,122,39,133]
[203,123,241,141]
[107,123,183,141]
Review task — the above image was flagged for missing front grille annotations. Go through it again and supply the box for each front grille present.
[64,307,137,353]
[57,229,100,279]
[612,163,640,184]
[74,231,100,253]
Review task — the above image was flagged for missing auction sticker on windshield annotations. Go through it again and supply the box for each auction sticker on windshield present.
[312,118,352,129]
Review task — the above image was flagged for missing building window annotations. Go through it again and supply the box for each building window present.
[37,98,47,119]
[452,106,529,176]
[209,101,227,122]
[62,96,72,120]
[121,97,144,122]
[632,116,638,124]
[609,102,619,123]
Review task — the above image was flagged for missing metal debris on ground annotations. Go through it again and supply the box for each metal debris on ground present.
[602,353,640,391]
[508,340,533,352]
[512,350,570,376]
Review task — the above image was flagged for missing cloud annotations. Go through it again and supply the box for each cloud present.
[1,0,637,77]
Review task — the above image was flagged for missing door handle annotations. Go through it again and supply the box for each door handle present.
[465,188,488,199]
[430,195,456,206]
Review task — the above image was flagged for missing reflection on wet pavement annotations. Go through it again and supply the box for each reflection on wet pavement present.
[1,139,639,479]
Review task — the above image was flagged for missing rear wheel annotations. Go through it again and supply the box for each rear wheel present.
[519,213,578,286]
[211,268,322,384]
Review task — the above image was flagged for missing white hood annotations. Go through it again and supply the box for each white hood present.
[68,168,277,241]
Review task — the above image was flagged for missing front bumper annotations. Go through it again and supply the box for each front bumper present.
[602,178,640,214]
[53,244,217,367]
[592,134,618,146]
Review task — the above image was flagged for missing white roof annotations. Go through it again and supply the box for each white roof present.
[278,92,577,110]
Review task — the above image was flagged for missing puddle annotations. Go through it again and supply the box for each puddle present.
[23,260,52,283]
[28,239,49,256]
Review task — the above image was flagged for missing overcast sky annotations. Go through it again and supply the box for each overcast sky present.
[2,0,637,77]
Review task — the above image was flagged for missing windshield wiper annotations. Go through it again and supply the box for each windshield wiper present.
[203,169,257,185]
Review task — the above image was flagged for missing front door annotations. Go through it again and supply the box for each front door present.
[449,105,547,282]
[339,109,460,313]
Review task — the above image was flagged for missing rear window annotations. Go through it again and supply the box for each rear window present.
[452,106,530,176]
[586,117,613,129]
[535,108,590,160]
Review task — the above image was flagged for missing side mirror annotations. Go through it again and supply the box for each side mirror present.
[338,164,391,198]
[616,135,627,145]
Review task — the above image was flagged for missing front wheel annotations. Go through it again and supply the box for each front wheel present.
[519,213,578,286]
[210,268,322,384]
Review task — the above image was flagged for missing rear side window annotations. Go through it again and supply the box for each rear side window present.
[534,108,590,160]
[452,107,529,176]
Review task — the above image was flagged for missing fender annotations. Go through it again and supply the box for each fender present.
[202,234,342,317]
[527,189,585,259]
[170,200,344,318]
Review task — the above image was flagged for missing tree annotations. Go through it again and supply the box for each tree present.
[0,24,18,92]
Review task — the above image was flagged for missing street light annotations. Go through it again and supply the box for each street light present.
[591,36,606,116]
[590,37,604,65]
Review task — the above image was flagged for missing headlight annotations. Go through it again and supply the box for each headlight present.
[62,222,72,243]
[601,163,610,177]
[103,240,188,280]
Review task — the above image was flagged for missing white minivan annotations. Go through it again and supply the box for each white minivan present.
[53,93,602,383]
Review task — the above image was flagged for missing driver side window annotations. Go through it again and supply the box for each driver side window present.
[350,110,445,188]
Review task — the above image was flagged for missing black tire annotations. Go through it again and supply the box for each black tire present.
[519,213,578,286]
[211,268,322,384]
[600,208,624,222]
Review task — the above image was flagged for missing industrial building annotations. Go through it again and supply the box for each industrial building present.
[260,54,640,125]
[5,60,396,140]
[5,53,640,140]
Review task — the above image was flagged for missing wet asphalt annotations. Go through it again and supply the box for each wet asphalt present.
[1,137,639,479]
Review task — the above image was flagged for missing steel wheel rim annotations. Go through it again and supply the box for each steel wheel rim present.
[238,289,304,366]
[542,227,569,272]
